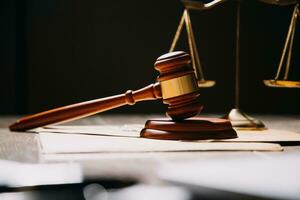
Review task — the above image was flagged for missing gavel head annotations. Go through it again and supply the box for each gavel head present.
[155,51,203,120]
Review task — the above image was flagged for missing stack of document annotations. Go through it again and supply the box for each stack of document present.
[33,124,300,154]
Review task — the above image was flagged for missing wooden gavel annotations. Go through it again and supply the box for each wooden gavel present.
[9,51,203,131]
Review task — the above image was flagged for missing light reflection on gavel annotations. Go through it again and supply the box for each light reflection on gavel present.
[9,51,203,132]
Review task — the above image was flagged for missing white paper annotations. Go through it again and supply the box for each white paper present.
[221,129,300,142]
[35,124,142,137]
[35,125,300,142]
[38,132,282,154]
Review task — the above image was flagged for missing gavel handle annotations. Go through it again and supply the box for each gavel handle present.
[9,83,162,132]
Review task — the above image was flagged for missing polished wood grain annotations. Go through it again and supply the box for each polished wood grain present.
[9,83,162,132]
[155,51,203,120]
[142,52,235,140]
[9,51,203,131]
[141,117,237,140]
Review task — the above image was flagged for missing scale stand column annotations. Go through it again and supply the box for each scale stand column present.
[225,0,265,129]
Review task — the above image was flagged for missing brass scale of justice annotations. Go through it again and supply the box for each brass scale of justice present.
[9,0,299,140]
[170,0,300,129]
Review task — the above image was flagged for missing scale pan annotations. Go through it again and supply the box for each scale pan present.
[198,80,216,88]
[264,80,300,88]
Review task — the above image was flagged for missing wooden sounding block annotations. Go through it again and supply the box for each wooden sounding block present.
[141,117,237,140]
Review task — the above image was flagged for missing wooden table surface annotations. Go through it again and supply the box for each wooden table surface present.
[1,114,300,182]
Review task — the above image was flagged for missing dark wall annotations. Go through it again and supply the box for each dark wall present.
[1,0,16,114]
[1,0,300,115]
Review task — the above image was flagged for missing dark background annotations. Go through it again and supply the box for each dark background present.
[1,0,300,116]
